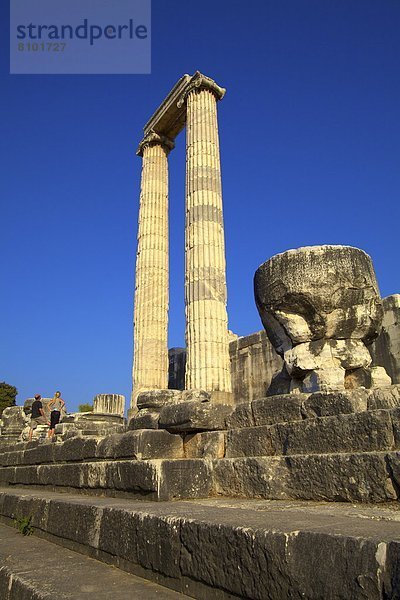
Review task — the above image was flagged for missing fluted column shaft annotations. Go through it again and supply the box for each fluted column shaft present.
[184,87,231,393]
[132,134,173,406]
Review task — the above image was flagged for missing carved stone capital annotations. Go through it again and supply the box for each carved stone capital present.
[136,131,175,157]
[177,71,226,108]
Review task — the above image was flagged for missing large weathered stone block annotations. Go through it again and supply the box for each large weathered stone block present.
[158,401,233,432]
[184,431,226,459]
[285,339,372,376]
[136,389,183,410]
[213,453,398,503]
[212,456,290,500]
[225,402,255,429]
[345,366,392,390]
[0,407,29,439]
[370,294,400,384]
[226,410,395,458]
[98,507,182,579]
[47,500,101,546]
[23,443,56,465]
[255,246,383,349]
[54,437,98,462]
[129,409,160,430]
[302,389,368,417]
[302,367,346,393]
[157,459,213,500]
[59,411,126,437]
[178,512,386,600]
[229,330,283,403]
[0,448,27,467]
[95,430,184,460]
[251,394,306,426]
[368,384,400,410]
[283,452,397,502]
[226,427,275,458]
[273,410,394,456]
[254,245,387,394]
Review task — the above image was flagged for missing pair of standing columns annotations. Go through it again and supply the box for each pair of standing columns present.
[132,77,231,403]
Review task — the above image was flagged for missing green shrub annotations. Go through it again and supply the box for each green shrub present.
[13,515,34,536]
[78,403,93,412]
[0,382,17,417]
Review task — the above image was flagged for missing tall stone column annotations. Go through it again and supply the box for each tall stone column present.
[131,132,174,406]
[181,74,232,396]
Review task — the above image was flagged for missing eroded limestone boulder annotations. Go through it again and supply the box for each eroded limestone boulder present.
[254,246,390,393]
[58,412,126,438]
[345,366,392,390]
[158,401,233,432]
[0,407,29,440]
[130,389,211,431]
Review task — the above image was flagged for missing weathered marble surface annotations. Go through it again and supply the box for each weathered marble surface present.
[254,245,390,393]
[184,77,231,394]
[370,294,400,384]
[0,407,28,440]
[93,394,125,416]
[2,488,400,600]
[57,411,126,438]
[229,331,283,402]
[129,389,212,431]
[132,73,231,405]
[255,245,383,349]
[132,134,172,405]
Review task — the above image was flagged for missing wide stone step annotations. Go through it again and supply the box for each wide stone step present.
[0,521,186,599]
[227,386,400,428]
[226,408,400,457]
[212,451,400,502]
[0,487,399,600]
[0,458,212,501]
[1,450,400,503]
[0,429,184,467]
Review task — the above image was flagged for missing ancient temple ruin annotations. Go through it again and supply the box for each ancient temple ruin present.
[1,73,400,599]
[132,72,231,405]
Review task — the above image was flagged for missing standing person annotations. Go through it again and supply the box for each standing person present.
[28,394,47,441]
[47,391,66,439]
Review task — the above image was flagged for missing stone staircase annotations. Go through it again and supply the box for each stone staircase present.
[0,520,187,599]
[1,386,400,598]
[0,386,399,503]
[1,487,400,600]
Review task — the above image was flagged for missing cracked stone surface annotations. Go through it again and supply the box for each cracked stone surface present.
[254,245,390,393]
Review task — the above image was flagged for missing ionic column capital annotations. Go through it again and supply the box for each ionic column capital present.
[136,131,175,157]
[177,71,226,108]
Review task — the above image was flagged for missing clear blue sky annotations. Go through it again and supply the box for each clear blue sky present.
[1,0,399,411]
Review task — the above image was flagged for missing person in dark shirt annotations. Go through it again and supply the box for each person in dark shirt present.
[28,394,47,441]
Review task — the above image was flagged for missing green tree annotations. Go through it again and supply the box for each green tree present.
[78,403,93,412]
[0,382,17,417]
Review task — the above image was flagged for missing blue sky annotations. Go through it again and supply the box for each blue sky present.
[1,0,399,411]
